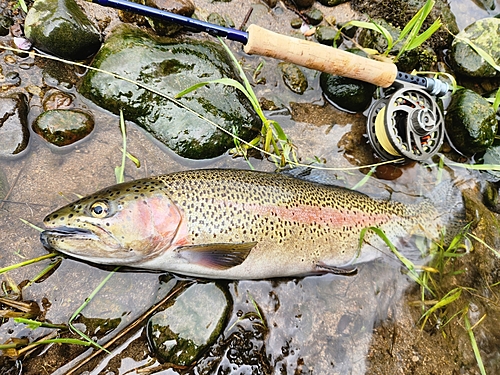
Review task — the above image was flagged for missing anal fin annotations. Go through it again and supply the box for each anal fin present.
[175,242,257,270]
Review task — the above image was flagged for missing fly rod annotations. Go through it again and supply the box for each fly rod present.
[89,0,448,96]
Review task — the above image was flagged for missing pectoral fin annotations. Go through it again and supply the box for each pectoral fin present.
[175,242,257,270]
[315,262,358,276]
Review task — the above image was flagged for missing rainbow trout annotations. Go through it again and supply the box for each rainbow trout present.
[40,169,450,279]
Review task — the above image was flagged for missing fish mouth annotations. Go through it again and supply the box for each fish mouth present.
[40,227,98,250]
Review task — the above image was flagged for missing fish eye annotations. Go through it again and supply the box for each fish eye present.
[90,201,110,218]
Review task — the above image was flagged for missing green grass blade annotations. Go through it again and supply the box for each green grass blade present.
[14,318,67,330]
[125,151,141,168]
[493,87,500,112]
[454,35,500,72]
[68,267,120,353]
[19,218,44,232]
[175,81,216,98]
[18,0,28,12]
[0,253,59,275]
[360,226,417,273]
[467,233,500,258]
[114,110,127,184]
[216,37,256,97]
[24,257,63,288]
[404,19,442,51]
[463,313,487,375]
[351,167,376,190]
[420,287,462,328]
[340,20,394,51]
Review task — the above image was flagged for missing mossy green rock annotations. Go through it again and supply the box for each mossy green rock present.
[0,15,13,36]
[147,283,229,366]
[445,88,497,156]
[24,0,102,60]
[315,25,338,46]
[33,109,94,147]
[302,7,323,25]
[450,18,500,77]
[320,72,376,112]
[352,0,458,51]
[79,24,260,159]
[278,62,308,94]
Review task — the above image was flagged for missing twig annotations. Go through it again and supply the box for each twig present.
[64,280,193,375]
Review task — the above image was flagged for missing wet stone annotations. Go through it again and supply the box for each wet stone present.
[207,12,228,27]
[144,0,195,36]
[24,0,102,60]
[302,7,323,25]
[32,109,94,147]
[79,24,260,159]
[42,90,74,111]
[3,71,21,88]
[278,62,308,94]
[482,145,500,182]
[0,15,13,36]
[293,0,314,8]
[450,18,500,78]
[73,315,121,340]
[290,18,302,29]
[358,18,403,54]
[318,0,349,6]
[0,93,30,159]
[147,282,230,366]
[444,88,497,156]
[320,72,376,112]
[315,25,338,46]
[351,0,458,51]
[484,181,500,214]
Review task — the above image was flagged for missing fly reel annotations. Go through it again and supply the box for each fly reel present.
[366,86,444,161]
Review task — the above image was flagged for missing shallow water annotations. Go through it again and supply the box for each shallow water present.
[0,0,499,374]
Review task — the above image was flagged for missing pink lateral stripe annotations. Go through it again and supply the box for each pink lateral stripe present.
[229,201,394,228]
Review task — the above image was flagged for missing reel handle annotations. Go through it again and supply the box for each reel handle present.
[244,25,398,88]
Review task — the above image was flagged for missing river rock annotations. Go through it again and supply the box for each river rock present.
[147,282,230,366]
[293,0,315,8]
[24,0,102,60]
[144,0,195,36]
[0,93,30,159]
[445,88,497,156]
[449,18,500,78]
[302,7,323,25]
[278,62,308,94]
[79,24,260,159]
[320,72,376,112]
[357,18,437,71]
[315,25,338,46]
[318,0,349,5]
[351,0,458,51]
[484,181,500,213]
[32,109,94,147]
[0,15,13,36]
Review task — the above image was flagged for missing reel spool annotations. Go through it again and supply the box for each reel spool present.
[366,87,444,161]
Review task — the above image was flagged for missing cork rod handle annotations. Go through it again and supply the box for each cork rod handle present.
[244,25,398,88]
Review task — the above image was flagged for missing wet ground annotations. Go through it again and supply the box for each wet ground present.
[1,0,500,374]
